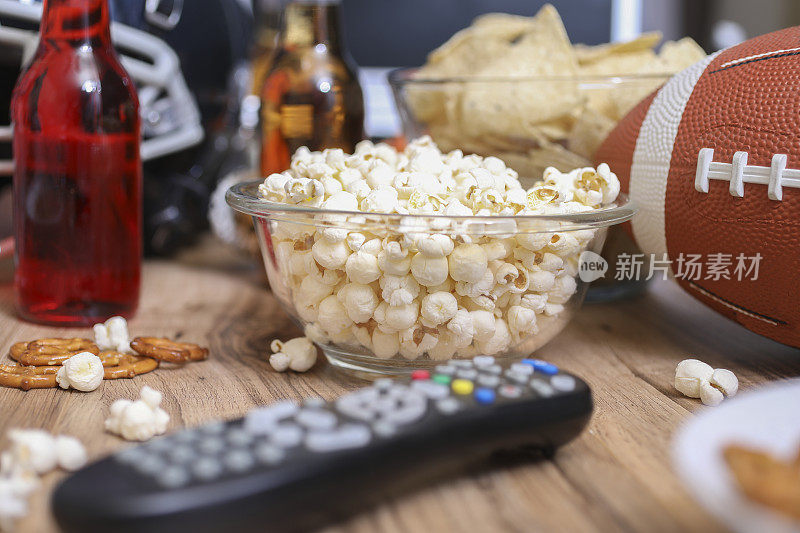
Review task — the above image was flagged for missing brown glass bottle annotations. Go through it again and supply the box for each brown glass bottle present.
[259,0,364,175]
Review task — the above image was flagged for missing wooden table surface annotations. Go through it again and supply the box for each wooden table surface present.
[1,238,798,533]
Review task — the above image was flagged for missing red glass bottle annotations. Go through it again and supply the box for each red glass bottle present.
[11,0,142,326]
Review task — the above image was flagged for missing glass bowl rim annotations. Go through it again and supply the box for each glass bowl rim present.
[387,66,674,85]
[226,181,636,233]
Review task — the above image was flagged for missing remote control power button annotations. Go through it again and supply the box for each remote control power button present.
[550,375,576,392]
[306,424,371,452]
[451,379,474,395]
[474,388,496,405]
[411,369,430,380]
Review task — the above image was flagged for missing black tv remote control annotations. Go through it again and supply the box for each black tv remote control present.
[53,357,592,532]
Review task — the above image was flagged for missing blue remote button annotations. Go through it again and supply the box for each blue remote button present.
[474,387,496,405]
[521,359,559,375]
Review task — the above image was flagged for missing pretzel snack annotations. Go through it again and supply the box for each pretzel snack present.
[10,338,99,366]
[130,337,208,364]
[0,363,58,390]
[98,351,159,379]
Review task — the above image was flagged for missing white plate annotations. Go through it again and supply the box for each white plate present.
[673,379,800,533]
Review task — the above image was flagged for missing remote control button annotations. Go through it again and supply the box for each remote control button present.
[146,438,172,453]
[245,401,298,434]
[434,365,455,376]
[411,380,449,400]
[303,398,326,409]
[499,384,522,398]
[550,375,576,392]
[336,391,377,422]
[168,445,196,464]
[158,466,189,488]
[254,443,285,465]
[456,368,478,380]
[449,360,474,368]
[510,362,534,376]
[296,409,338,431]
[227,429,254,447]
[224,450,255,473]
[270,424,303,448]
[411,369,430,380]
[483,364,502,375]
[173,430,199,444]
[385,384,411,401]
[193,457,223,481]
[135,455,166,476]
[374,378,393,391]
[115,447,146,465]
[451,379,474,395]
[371,420,396,438]
[200,421,227,435]
[529,380,555,397]
[198,437,226,455]
[504,370,529,384]
[522,359,558,375]
[477,375,500,388]
[436,397,461,415]
[432,374,452,385]
[474,388,496,405]
[305,424,371,452]
[384,395,426,426]
[472,355,496,367]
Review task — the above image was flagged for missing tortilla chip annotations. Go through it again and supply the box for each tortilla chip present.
[575,32,663,65]
[658,37,707,72]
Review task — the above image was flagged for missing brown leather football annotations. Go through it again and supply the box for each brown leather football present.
[595,27,800,348]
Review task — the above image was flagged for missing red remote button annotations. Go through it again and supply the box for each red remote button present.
[411,370,430,380]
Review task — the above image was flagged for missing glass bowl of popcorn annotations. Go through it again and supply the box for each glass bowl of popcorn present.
[227,137,634,376]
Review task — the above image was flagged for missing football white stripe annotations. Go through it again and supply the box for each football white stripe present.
[629,51,721,259]
[717,46,800,69]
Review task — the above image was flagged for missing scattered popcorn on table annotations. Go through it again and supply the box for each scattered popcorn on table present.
[674,359,738,406]
[56,352,104,392]
[93,316,132,353]
[258,137,621,361]
[105,386,170,442]
[269,337,318,372]
[0,429,87,530]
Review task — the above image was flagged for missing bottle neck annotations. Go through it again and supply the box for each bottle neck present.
[282,1,343,52]
[40,0,112,46]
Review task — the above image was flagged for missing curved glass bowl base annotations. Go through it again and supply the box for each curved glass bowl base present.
[321,344,523,379]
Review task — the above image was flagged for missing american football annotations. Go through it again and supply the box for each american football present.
[595,26,800,348]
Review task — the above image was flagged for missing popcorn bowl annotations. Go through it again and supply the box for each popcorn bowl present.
[226,181,634,377]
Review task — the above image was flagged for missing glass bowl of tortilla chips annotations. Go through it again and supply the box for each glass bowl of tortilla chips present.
[389,68,672,188]
[388,5,707,299]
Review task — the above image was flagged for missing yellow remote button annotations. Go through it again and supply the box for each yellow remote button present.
[451,379,474,395]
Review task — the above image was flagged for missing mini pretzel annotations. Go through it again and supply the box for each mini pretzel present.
[10,338,100,366]
[130,337,208,364]
[0,363,58,391]
[98,351,159,379]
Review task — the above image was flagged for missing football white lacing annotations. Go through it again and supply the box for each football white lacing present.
[694,148,799,200]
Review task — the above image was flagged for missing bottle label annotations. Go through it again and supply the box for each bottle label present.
[278,104,314,140]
